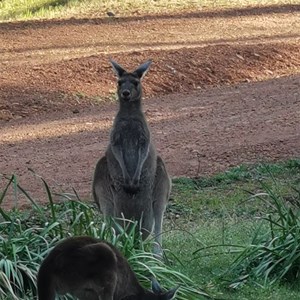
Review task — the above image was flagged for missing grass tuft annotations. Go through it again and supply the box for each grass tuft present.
[223,174,300,287]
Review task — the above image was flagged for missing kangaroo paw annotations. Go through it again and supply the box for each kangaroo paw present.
[123,180,140,194]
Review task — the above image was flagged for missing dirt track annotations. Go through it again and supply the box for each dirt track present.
[0,5,300,208]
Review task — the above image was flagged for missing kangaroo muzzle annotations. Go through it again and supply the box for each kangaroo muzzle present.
[121,89,131,99]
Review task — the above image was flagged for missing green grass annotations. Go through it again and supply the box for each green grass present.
[1,158,300,299]
[166,159,300,299]
[0,0,299,21]
[170,160,300,221]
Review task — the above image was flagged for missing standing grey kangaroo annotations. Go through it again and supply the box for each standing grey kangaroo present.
[93,59,171,254]
[37,236,178,300]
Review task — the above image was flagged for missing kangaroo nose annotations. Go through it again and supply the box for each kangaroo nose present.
[122,90,131,98]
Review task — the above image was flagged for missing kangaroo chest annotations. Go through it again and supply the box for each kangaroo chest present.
[111,118,150,178]
[113,118,149,141]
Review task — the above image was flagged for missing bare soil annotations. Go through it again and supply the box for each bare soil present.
[0,5,299,209]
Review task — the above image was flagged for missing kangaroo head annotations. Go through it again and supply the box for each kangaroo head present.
[121,278,178,300]
[110,59,152,102]
[149,277,178,300]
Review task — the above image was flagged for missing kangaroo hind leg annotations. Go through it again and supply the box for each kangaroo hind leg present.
[153,156,171,256]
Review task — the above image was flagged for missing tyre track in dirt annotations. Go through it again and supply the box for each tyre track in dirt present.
[1,5,299,66]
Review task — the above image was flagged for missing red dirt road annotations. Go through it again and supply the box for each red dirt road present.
[0,5,299,208]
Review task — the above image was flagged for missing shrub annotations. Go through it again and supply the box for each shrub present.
[216,167,300,288]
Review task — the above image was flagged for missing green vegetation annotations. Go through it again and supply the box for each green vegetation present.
[0,0,299,21]
[1,158,300,299]
[0,175,210,300]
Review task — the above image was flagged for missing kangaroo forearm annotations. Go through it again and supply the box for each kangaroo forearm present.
[111,146,131,180]
[132,144,149,182]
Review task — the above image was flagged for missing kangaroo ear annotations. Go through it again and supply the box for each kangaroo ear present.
[133,60,152,80]
[110,59,126,78]
[163,286,179,300]
[151,277,163,294]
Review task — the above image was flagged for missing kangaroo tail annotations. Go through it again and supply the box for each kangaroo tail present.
[37,261,56,300]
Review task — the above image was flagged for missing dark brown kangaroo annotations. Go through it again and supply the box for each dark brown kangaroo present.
[92,60,171,255]
[37,236,178,300]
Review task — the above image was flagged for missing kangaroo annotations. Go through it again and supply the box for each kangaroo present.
[37,236,178,300]
[108,59,154,193]
[92,60,171,254]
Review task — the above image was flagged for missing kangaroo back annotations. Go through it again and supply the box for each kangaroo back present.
[37,236,118,300]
